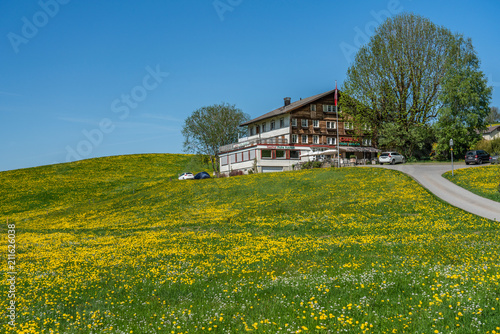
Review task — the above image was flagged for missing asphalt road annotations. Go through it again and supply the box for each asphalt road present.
[364,163,500,221]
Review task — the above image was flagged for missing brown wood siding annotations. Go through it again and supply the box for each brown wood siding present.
[245,91,371,148]
[290,96,367,146]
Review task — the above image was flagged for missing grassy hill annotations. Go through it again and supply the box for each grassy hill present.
[1,154,499,333]
[443,165,500,202]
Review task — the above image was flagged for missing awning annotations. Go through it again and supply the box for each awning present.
[338,146,381,153]
[321,149,338,155]
[301,149,338,157]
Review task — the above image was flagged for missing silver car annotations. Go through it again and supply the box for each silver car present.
[490,153,499,164]
[178,172,194,180]
[379,152,405,165]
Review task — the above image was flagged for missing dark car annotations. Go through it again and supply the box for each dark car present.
[465,150,490,165]
[490,152,499,165]
[194,171,211,179]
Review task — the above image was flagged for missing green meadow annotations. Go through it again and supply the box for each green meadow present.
[1,154,499,333]
[443,165,500,202]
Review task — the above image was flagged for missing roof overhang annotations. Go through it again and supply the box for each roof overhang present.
[240,89,335,127]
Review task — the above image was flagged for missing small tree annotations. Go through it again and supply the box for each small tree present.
[182,103,250,174]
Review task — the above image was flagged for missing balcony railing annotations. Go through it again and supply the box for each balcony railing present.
[219,137,288,153]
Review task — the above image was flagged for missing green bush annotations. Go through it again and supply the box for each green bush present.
[300,161,323,169]
[474,137,500,154]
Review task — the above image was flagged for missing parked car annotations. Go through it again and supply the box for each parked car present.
[378,152,405,165]
[489,152,499,164]
[194,171,211,179]
[465,150,490,165]
[178,172,194,180]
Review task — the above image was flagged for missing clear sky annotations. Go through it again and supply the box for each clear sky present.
[1,0,499,172]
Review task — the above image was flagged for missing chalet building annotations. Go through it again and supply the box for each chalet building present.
[218,89,380,174]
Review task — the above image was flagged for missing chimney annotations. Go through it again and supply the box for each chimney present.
[284,97,291,106]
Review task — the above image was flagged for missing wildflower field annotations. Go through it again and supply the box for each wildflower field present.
[1,154,500,333]
[443,165,500,202]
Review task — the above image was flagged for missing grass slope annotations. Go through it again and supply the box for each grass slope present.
[1,154,499,333]
[443,165,500,203]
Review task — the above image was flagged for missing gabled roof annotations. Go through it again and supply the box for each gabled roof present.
[484,124,500,133]
[240,89,335,126]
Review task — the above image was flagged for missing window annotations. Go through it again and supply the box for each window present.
[290,150,300,159]
[301,119,308,128]
[313,135,319,144]
[363,124,371,131]
[280,118,284,128]
[221,156,228,165]
[262,123,266,132]
[363,138,372,146]
[301,135,308,144]
[261,150,272,159]
[276,150,285,159]
[323,105,335,112]
[345,122,354,130]
[326,121,336,129]
[249,127,254,136]
[291,134,298,143]
[270,120,275,130]
[310,104,316,111]
[313,119,319,128]
[327,137,336,145]
[291,118,297,127]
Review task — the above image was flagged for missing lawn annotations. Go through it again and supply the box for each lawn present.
[443,165,500,202]
[1,154,499,333]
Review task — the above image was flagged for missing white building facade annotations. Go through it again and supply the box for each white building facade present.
[219,90,379,174]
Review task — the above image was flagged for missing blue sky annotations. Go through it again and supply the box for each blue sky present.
[1,0,499,172]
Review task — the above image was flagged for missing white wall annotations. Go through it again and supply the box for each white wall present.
[241,115,291,142]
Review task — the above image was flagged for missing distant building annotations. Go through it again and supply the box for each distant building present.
[218,90,379,174]
[482,124,500,141]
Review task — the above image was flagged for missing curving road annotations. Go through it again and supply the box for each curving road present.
[363,163,500,221]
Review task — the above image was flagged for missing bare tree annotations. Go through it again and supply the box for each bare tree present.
[486,106,500,124]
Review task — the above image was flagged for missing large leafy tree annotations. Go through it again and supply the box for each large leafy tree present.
[433,36,492,158]
[182,103,249,174]
[340,13,485,158]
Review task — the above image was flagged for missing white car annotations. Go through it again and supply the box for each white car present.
[379,152,405,165]
[178,172,194,180]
